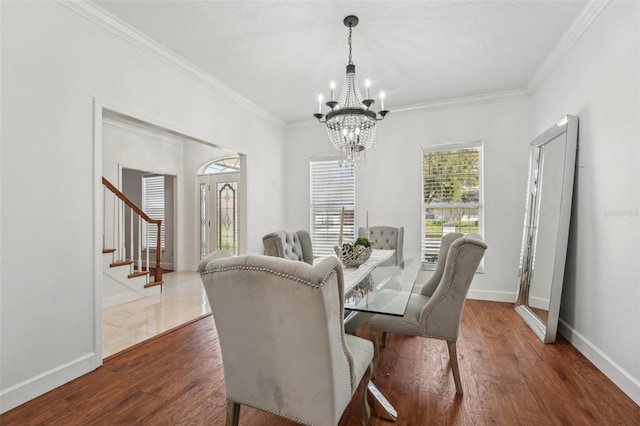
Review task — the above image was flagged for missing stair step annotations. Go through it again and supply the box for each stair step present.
[110,260,134,268]
[103,248,116,254]
[145,281,163,289]
[128,271,149,279]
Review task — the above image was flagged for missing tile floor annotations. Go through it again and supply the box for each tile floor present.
[102,271,211,358]
[102,266,431,359]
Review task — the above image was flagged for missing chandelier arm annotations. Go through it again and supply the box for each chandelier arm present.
[326,108,377,121]
[313,113,326,123]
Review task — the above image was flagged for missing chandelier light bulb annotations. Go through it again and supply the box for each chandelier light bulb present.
[365,79,371,99]
[380,91,386,110]
[317,94,323,113]
[330,81,336,101]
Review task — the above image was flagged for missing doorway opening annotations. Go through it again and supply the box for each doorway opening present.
[97,103,247,360]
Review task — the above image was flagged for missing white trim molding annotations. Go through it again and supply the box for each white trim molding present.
[527,0,610,95]
[0,353,96,414]
[558,319,640,406]
[288,1,609,130]
[467,289,516,303]
[58,0,284,128]
[58,0,607,131]
[287,88,530,130]
[390,88,529,118]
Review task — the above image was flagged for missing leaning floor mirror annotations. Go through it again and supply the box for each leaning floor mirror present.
[515,115,578,343]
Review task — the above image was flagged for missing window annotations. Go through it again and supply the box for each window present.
[142,175,165,250]
[422,142,482,266]
[310,158,356,256]
[202,156,240,174]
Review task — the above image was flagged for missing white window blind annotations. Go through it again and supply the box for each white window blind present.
[310,158,356,256]
[422,142,482,266]
[142,175,165,250]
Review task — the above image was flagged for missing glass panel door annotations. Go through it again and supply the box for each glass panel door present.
[198,172,240,258]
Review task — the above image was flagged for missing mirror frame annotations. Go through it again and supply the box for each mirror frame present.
[515,115,578,343]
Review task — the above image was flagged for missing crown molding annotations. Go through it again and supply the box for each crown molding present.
[390,88,530,118]
[58,0,284,128]
[60,0,606,131]
[288,1,608,131]
[526,0,610,95]
[286,88,530,131]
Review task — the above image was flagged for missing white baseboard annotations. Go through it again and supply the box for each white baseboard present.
[468,289,516,303]
[558,319,640,406]
[179,263,198,272]
[0,353,98,414]
[102,292,144,309]
[528,296,550,310]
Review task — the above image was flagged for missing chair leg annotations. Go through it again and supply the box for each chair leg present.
[447,341,463,395]
[359,363,372,425]
[381,331,387,347]
[226,401,240,426]
[368,330,380,379]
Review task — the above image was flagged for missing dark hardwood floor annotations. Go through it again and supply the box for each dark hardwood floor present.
[2,300,639,425]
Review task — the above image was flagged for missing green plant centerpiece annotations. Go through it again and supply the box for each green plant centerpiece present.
[334,237,373,267]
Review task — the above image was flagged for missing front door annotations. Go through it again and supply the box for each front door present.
[197,172,240,259]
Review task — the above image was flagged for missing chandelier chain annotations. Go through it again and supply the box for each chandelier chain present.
[348,26,353,65]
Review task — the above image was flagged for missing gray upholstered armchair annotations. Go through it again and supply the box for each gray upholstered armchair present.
[200,254,374,426]
[358,226,404,266]
[369,234,486,395]
[262,229,313,265]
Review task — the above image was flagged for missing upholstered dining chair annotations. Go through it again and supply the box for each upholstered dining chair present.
[262,229,313,265]
[375,232,464,347]
[368,234,487,395]
[358,226,404,266]
[345,232,463,337]
[197,249,233,273]
[200,253,374,426]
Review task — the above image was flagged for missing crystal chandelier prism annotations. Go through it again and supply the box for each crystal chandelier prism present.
[313,16,389,168]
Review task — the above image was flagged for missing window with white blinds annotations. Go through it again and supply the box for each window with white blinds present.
[422,142,482,266]
[142,175,165,250]
[310,158,356,256]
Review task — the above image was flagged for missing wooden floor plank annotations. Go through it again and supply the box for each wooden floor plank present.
[2,301,639,425]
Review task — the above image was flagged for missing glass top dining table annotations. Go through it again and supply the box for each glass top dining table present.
[339,249,422,316]
[328,249,422,421]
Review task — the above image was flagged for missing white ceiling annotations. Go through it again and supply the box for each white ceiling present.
[93,0,588,125]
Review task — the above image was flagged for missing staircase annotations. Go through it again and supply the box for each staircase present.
[102,177,163,309]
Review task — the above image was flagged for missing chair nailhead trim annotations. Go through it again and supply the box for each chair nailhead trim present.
[226,397,312,425]
[200,265,336,289]
[422,243,485,334]
[204,266,356,392]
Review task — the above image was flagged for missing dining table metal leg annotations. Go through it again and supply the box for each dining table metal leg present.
[367,380,398,421]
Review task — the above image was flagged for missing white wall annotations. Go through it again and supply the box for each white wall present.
[286,99,532,301]
[0,1,285,412]
[103,120,228,271]
[2,0,638,414]
[285,1,640,405]
[530,1,640,404]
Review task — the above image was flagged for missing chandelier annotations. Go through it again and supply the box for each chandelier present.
[313,15,389,168]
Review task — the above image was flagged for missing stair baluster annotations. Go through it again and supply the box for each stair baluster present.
[102,176,163,289]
